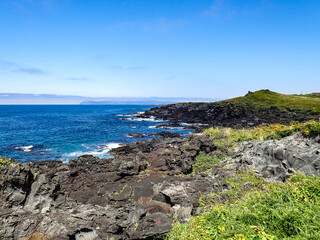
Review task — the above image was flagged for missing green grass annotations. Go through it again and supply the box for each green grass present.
[203,120,320,143]
[176,90,320,116]
[173,122,320,239]
[216,89,320,114]
[0,156,14,169]
[192,152,227,174]
[166,173,320,240]
[199,170,265,207]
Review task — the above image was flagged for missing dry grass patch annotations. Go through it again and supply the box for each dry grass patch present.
[21,233,51,240]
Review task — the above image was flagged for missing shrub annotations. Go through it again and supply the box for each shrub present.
[301,121,320,136]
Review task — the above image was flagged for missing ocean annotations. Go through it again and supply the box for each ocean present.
[0,105,191,163]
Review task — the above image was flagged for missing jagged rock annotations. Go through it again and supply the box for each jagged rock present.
[116,155,148,177]
[236,133,320,180]
[128,133,146,138]
[151,131,181,138]
[0,133,219,240]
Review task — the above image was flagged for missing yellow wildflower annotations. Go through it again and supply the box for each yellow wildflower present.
[218,226,226,232]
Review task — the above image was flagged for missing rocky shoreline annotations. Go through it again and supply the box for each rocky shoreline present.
[138,90,320,128]
[138,102,316,128]
[1,90,320,239]
[1,129,320,239]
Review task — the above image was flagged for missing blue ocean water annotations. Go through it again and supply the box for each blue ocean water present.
[0,105,191,163]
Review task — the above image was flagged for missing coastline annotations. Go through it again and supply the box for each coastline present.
[1,90,320,239]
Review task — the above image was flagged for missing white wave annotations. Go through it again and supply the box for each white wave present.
[15,145,33,152]
[64,143,122,158]
[117,114,134,117]
[124,116,167,122]
[158,126,184,129]
[117,111,144,117]
[104,143,122,149]
[148,125,183,130]
[181,122,208,126]
[131,126,136,128]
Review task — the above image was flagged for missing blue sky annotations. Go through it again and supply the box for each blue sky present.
[0,0,319,99]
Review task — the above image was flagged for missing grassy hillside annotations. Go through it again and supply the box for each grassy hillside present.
[216,89,320,114]
[145,90,320,127]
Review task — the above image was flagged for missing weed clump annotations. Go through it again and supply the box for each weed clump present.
[192,152,227,174]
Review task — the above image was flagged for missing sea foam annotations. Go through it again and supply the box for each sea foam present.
[63,143,121,160]
[15,145,33,152]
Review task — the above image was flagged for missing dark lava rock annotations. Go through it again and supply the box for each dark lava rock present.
[128,133,146,138]
[0,133,222,240]
[155,123,182,129]
[151,131,181,138]
[139,101,318,128]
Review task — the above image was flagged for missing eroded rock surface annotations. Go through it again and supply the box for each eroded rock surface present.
[235,133,320,180]
[0,134,223,240]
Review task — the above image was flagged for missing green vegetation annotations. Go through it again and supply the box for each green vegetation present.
[216,89,320,114]
[204,120,320,143]
[0,156,14,169]
[193,152,227,174]
[192,120,320,174]
[177,121,320,239]
[199,170,265,207]
[176,90,320,116]
[166,173,320,240]
[299,93,320,99]
[114,184,128,196]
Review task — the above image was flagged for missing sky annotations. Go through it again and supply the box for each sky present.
[0,0,319,99]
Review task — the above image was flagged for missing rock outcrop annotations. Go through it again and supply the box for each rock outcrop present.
[1,132,320,239]
[139,102,316,128]
[128,131,181,138]
[235,133,320,180]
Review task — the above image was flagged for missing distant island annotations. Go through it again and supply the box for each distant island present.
[0,93,216,105]
[80,97,216,105]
